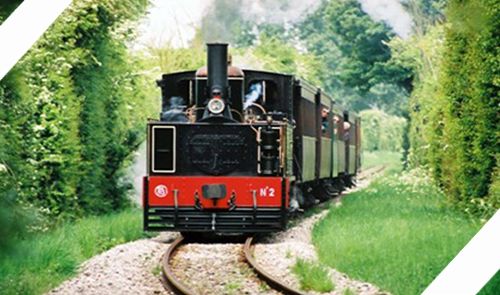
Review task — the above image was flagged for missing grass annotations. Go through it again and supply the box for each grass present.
[343,288,356,295]
[312,167,483,295]
[0,209,147,295]
[151,265,162,277]
[292,258,335,292]
[224,281,243,295]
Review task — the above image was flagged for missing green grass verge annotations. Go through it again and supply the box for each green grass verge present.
[0,209,147,295]
[312,168,483,295]
[292,258,335,292]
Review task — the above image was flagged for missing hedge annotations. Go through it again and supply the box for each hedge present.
[407,0,499,217]
[0,0,154,248]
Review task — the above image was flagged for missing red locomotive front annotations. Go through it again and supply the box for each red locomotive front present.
[143,44,293,233]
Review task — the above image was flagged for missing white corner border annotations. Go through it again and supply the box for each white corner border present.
[423,210,500,294]
[0,0,72,80]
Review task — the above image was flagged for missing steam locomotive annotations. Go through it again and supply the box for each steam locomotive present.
[143,43,361,234]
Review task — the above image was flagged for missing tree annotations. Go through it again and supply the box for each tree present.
[298,0,412,114]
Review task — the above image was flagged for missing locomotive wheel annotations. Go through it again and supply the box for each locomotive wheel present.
[335,177,346,192]
[312,180,336,201]
[311,184,326,202]
[344,176,355,187]
[324,182,340,197]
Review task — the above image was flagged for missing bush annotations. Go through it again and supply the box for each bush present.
[360,109,406,152]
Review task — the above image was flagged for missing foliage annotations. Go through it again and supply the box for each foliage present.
[313,168,481,295]
[400,0,499,217]
[298,0,412,114]
[143,33,206,75]
[0,209,145,295]
[292,258,335,292]
[0,0,154,237]
[232,33,323,84]
[360,109,406,152]
[198,0,413,115]
[401,0,447,34]
[436,0,499,217]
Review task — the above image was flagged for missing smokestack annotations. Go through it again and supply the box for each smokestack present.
[207,43,228,99]
[201,43,233,121]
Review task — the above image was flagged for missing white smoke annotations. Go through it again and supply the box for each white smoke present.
[244,82,263,109]
[358,0,414,38]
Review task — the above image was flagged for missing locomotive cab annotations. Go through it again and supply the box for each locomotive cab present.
[144,44,291,234]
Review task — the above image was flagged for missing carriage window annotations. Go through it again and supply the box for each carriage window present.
[343,121,351,142]
[333,115,342,139]
[321,107,329,133]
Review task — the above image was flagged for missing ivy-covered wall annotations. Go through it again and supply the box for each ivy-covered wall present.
[0,0,155,242]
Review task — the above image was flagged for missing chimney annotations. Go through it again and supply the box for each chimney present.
[201,43,233,121]
[207,43,229,99]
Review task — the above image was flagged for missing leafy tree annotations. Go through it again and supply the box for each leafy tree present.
[401,0,447,34]
[360,109,406,152]
[298,0,412,114]
[231,33,322,84]
[144,37,206,75]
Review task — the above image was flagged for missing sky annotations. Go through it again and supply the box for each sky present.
[135,0,212,48]
[135,0,413,48]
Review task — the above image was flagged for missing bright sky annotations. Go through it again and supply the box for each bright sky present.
[135,0,413,49]
[135,0,212,48]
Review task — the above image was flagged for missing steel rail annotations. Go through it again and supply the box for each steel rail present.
[243,236,306,295]
[161,236,195,295]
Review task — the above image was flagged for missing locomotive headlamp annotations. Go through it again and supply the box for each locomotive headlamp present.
[207,98,225,114]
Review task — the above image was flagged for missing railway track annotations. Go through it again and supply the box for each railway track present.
[161,236,306,295]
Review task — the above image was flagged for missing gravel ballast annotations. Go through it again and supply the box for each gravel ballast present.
[48,233,177,295]
[48,168,387,294]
